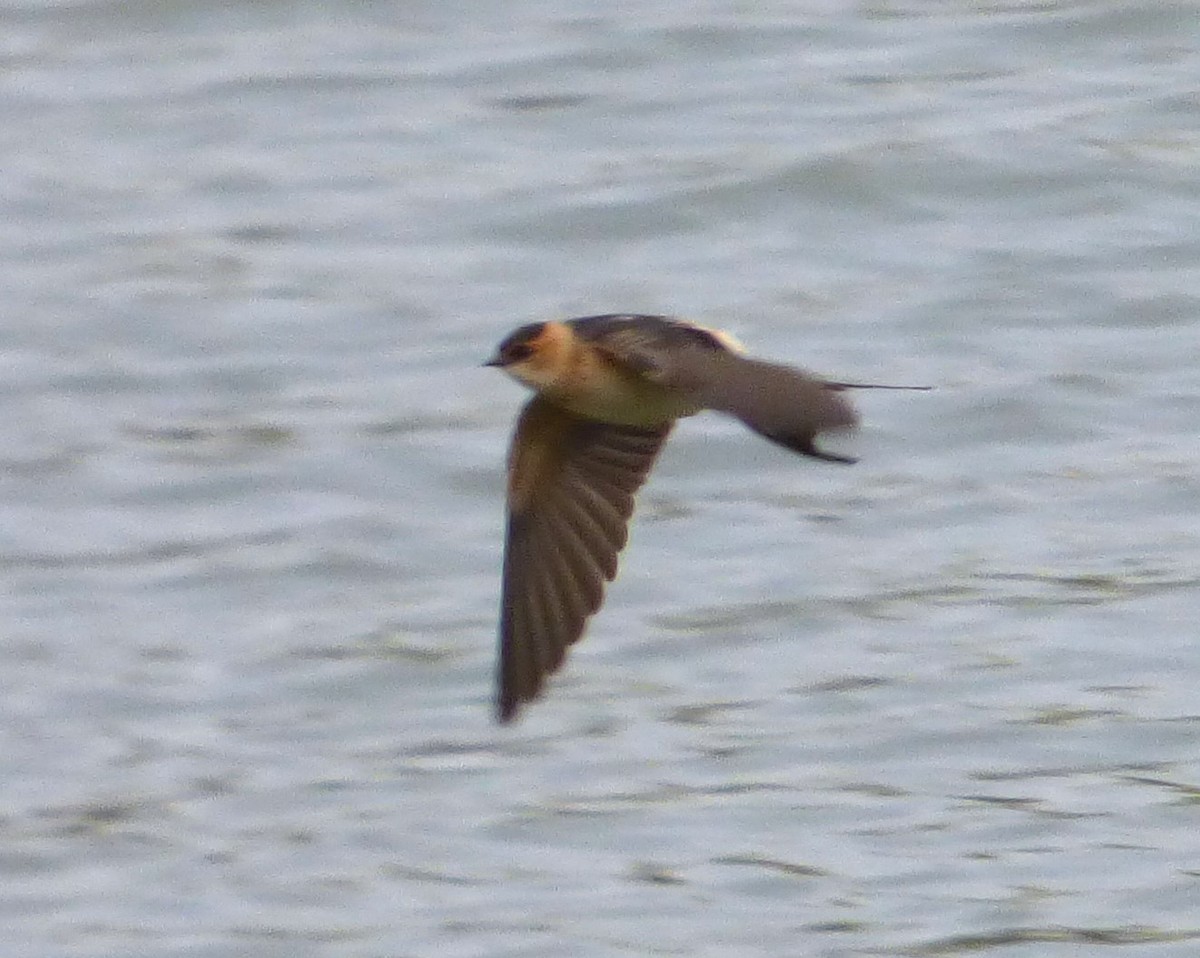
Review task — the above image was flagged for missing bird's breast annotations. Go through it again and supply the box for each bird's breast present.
[546,354,699,427]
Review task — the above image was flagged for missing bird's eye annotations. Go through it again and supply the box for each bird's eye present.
[507,343,534,362]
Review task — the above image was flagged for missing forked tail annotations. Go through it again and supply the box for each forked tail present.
[696,357,930,464]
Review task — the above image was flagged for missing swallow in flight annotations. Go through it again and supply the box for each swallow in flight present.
[486,314,925,722]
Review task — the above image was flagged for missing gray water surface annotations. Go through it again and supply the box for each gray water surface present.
[3,2,1200,956]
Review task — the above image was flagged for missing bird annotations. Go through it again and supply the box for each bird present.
[485,313,924,723]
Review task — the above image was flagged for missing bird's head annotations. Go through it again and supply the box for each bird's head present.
[484,322,568,389]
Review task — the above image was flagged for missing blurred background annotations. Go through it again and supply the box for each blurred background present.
[3,2,1199,955]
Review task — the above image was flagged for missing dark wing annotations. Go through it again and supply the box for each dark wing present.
[498,396,671,723]
[567,314,734,381]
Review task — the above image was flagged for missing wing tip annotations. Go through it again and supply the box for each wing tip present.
[496,695,520,724]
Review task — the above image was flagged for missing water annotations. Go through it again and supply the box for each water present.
[3,2,1199,955]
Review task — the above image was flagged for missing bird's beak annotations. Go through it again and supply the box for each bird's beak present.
[483,353,504,368]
